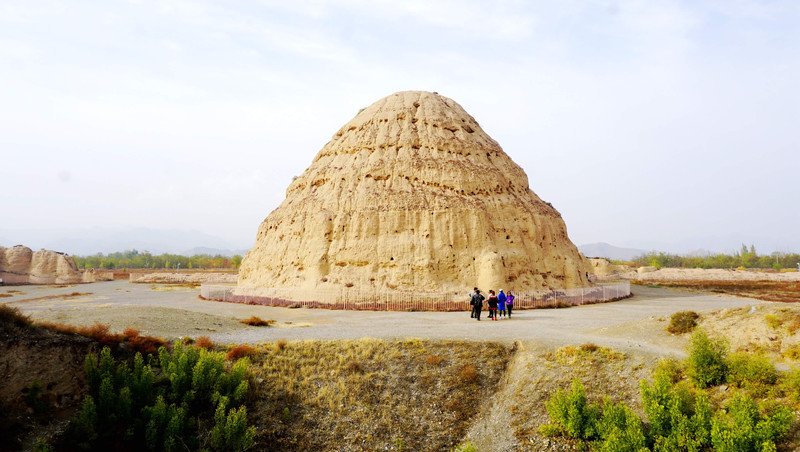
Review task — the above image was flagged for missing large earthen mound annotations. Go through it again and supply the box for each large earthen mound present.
[0,245,84,285]
[239,91,590,292]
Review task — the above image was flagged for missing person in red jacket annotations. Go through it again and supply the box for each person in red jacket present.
[487,290,499,320]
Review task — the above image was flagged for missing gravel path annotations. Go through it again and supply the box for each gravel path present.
[3,281,759,355]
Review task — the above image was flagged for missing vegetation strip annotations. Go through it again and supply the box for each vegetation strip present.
[538,331,799,451]
[5,292,93,303]
[636,280,800,303]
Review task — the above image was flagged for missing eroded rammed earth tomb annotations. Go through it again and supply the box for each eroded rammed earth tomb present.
[239,91,590,292]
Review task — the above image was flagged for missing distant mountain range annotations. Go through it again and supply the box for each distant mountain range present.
[578,242,649,261]
[0,227,251,257]
[180,247,250,257]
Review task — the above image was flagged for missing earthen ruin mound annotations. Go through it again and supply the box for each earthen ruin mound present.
[239,91,590,292]
[0,245,84,284]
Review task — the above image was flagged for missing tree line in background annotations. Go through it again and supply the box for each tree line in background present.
[73,249,243,270]
[630,245,800,270]
[74,245,800,272]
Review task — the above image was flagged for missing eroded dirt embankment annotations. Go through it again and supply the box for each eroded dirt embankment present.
[0,319,97,451]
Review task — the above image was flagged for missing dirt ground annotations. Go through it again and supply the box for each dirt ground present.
[0,282,759,350]
[4,281,797,451]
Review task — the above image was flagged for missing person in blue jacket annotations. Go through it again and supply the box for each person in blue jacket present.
[497,289,507,318]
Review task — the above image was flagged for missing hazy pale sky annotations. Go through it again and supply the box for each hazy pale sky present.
[1,0,798,254]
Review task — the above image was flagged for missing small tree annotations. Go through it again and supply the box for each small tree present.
[686,330,728,388]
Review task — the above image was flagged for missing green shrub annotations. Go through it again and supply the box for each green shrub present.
[24,380,50,415]
[594,399,648,452]
[209,398,255,452]
[641,373,711,451]
[764,314,781,329]
[782,344,800,361]
[541,349,794,452]
[543,381,648,451]
[32,438,53,452]
[780,367,800,402]
[544,378,600,440]
[451,440,478,452]
[537,423,563,437]
[727,353,778,395]
[62,342,254,451]
[667,311,700,334]
[652,357,684,384]
[710,392,792,452]
[686,330,728,388]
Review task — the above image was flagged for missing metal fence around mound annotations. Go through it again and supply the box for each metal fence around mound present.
[199,281,631,312]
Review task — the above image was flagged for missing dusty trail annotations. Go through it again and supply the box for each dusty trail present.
[464,341,527,452]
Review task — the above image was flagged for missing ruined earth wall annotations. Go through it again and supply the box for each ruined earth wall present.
[0,245,84,284]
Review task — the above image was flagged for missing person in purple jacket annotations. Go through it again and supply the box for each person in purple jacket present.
[497,289,507,318]
[506,291,515,318]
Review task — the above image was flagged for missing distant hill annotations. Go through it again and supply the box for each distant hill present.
[179,247,250,257]
[0,227,250,256]
[578,242,648,261]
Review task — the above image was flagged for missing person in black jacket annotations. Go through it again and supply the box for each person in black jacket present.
[470,288,485,321]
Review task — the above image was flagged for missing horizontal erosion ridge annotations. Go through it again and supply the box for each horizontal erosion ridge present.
[292,174,516,197]
[335,116,476,138]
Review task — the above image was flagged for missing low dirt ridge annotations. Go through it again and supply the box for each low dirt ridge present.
[464,341,655,451]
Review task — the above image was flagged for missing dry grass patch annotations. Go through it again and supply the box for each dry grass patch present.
[126,334,166,355]
[0,303,31,329]
[240,316,275,327]
[12,292,92,303]
[195,335,215,349]
[543,343,626,367]
[226,344,254,360]
[33,320,165,354]
[425,354,444,365]
[667,310,700,334]
[121,327,139,339]
[247,339,511,451]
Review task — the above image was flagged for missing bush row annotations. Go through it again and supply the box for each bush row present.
[541,330,796,451]
[49,342,255,451]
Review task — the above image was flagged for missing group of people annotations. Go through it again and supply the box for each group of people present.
[469,288,514,321]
